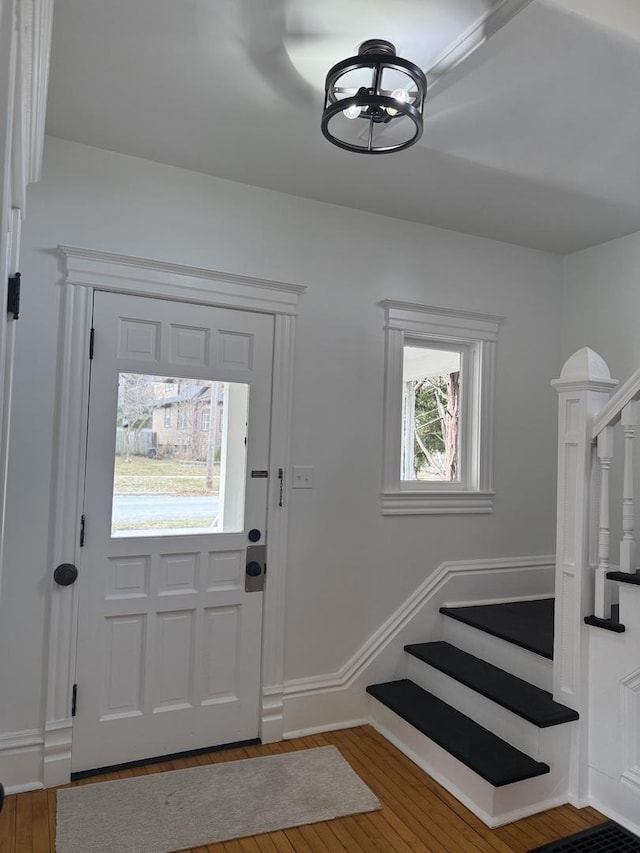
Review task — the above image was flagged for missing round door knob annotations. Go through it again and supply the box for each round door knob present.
[246,561,262,577]
[248,528,261,542]
[54,563,78,586]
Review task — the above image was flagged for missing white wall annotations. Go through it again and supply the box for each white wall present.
[0,136,563,744]
[561,231,640,379]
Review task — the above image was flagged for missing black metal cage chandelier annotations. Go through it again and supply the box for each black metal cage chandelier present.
[321,39,427,154]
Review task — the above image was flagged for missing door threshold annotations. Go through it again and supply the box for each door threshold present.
[70,737,262,781]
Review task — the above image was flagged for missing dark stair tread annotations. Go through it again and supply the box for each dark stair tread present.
[404,641,578,728]
[585,604,625,633]
[440,599,554,660]
[607,570,640,585]
[366,679,550,787]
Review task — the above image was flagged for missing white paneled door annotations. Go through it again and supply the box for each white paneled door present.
[71,291,274,773]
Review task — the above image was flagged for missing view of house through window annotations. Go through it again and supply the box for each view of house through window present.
[112,373,249,537]
[401,346,461,482]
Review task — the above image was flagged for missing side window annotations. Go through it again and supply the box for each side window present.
[382,301,501,515]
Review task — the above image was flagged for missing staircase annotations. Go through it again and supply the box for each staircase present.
[367,598,578,827]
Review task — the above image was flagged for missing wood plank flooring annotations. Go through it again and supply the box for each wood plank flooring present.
[0,725,606,852]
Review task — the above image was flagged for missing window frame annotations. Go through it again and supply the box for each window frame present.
[163,407,171,428]
[382,300,502,515]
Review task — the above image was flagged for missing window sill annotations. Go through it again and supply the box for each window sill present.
[382,490,495,516]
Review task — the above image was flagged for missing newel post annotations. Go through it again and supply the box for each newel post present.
[551,348,617,803]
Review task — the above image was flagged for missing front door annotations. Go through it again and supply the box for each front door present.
[72,290,273,773]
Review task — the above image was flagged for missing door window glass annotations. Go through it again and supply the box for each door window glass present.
[111,374,249,537]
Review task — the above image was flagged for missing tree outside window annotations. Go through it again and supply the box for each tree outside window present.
[402,346,461,482]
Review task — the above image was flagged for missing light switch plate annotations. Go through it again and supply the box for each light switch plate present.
[292,466,313,488]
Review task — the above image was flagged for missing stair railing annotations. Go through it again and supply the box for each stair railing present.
[591,369,640,617]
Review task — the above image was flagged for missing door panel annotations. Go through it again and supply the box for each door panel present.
[72,291,273,773]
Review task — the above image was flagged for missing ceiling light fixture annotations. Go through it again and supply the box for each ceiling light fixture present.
[321,39,427,155]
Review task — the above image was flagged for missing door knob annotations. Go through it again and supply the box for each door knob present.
[246,561,262,577]
[54,563,78,586]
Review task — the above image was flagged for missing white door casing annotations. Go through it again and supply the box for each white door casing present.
[72,291,273,772]
[44,247,304,786]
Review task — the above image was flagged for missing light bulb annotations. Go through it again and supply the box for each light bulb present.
[343,103,361,120]
[386,88,410,117]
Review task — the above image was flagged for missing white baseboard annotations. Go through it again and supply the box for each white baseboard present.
[260,689,284,744]
[589,796,640,839]
[0,729,44,794]
[589,767,640,838]
[282,555,554,736]
[43,718,73,788]
[284,718,369,740]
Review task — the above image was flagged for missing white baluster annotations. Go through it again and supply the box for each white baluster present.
[595,426,614,619]
[620,401,638,573]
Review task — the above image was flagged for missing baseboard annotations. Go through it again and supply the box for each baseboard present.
[284,718,369,740]
[589,796,640,839]
[0,729,44,794]
[43,718,73,788]
[589,767,640,838]
[260,689,284,744]
[282,555,554,735]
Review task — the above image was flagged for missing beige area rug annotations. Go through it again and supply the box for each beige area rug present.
[56,745,381,853]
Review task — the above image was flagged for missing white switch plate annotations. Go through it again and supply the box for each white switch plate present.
[292,466,313,489]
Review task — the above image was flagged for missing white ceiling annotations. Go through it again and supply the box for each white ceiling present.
[44,0,640,254]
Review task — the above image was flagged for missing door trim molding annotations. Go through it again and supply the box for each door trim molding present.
[59,245,305,314]
[44,246,305,786]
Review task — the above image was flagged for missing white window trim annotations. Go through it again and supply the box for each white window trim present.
[381,300,502,515]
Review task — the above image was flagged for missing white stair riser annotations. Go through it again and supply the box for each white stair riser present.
[369,696,570,827]
[406,655,572,760]
[442,618,553,691]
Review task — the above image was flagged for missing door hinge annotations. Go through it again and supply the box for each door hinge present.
[80,515,86,547]
[89,327,95,360]
[7,273,20,320]
[71,683,77,717]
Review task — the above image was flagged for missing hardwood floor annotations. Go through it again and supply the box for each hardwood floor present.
[0,725,606,852]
